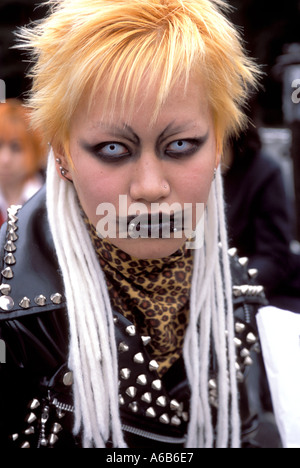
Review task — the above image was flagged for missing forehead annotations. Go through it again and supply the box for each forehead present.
[72,76,212,134]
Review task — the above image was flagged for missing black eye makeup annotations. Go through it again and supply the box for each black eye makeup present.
[164,135,208,159]
[81,141,131,163]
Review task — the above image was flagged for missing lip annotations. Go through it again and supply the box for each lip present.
[117,212,185,238]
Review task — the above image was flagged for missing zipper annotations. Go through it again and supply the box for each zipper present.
[122,424,186,445]
[50,396,185,445]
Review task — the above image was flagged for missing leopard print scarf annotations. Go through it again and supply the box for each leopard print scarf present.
[86,221,193,376]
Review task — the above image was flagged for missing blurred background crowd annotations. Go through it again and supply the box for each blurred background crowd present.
[0,0,299,312]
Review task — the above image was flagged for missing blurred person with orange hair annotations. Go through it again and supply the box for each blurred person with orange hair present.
[0,99,46,225]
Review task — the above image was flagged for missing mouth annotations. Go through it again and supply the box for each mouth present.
[123,212,184,238]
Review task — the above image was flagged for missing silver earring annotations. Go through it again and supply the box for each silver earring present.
[213,168,217,180]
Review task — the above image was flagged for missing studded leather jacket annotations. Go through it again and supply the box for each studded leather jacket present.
[0,187,268,448]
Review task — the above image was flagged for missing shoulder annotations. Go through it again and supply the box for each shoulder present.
[0,186,65,322]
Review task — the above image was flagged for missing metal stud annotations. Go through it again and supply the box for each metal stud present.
[19,297,30,309]
[126,386,137,398]
[1,267,13,279]
[4,253,16,265]
[26,412,37,424]
[136,374,147,386]
[24,426,35,435]
[246,332,257,344]
[6,230,18,242]
[7,221,18,232]
[50,293,62,304]
[152,379,162,391]
[170,399,180,411]
[244,356,253,366]
[149,360,160,372]
[129,402,139,413]
[141,392,152,404]
[49,434,59,446]
[228,247,237,257]
[141,335,151,346]
[234,337,242,347]
[235,322,246,334]
[0,283,11,295]
[170,415,181,426]
[4,241,16,252]
[208,379,217,390]
[240,348,250,358]
[248,268,258,279]
[20,441,30,448]
[34,295,47,306]
[118,342,129,353]
[159,414,170,424]
[119,395,125,405]
[146,407,156,418]
[156,396,167,407]
[126,325,136,336]
[120,368,131,380]
[29,399,40,410]
[238,257,249,267]
[133,352,144,364]
[0,295,14,311]
[62,371,73,386]
[10,433,19,441]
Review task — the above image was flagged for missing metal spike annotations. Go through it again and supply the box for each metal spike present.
[146,407,156,418]
[6,230,18,241]
[234,337,242,347]
[29,399,40,410]
[0,283,11,295]
[120,368,131,380]
[170,399,180,411]
[19,297,31,309]
[235,322,246,334]
[246,332,257,344]
[34,294,47,306]
[244,356,253,366]
[7,213,18,223]
[238,257,249,267]
[141,335,151,346]
[26,412,37,424]
[20,441,30,448]
[1,267,13,279]
[240,348,250,358]
[136,374,147,386]
[7,221,18,232]
[133,352,144,364]
[248,268,258,279]
[4,241,16,252]
[24,426,35,435]
[2,254,14,269]
[119,395,125,405]
[228,247,238,257]
[118,342,129,353]
[151,379,162,391]
[129,402,138,413]
[170,415,181,426]
[141,392,152,404]
[126,325,136,336]
[126,386,137,398]
[159,414,170,424]
[49,434,59,446]
[208,379,217,390]
[10,433,19,441]
[156,396,167,407]
[52,423,62,434]
[50,293,62,304]
[149,360,160,372]
[232,286,242,297]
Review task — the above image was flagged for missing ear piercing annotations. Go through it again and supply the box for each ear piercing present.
[55,158,71,182]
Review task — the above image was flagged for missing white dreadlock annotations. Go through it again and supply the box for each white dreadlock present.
[46,150,239,448]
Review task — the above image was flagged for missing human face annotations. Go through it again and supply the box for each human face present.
[0,136,30,187]
[55,79,219,259]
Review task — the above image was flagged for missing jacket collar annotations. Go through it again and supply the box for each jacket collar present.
[0,185,65,321]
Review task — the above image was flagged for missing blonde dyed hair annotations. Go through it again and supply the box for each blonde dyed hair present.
[18,0,259,155]
[17,0,260,448]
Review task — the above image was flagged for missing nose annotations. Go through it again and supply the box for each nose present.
[0,146,12,167]
[129,152,170,203]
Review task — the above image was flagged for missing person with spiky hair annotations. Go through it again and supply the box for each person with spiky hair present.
[0,0,272,449]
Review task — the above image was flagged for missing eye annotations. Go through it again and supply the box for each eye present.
[98,142,129,158]
[165,138,203,158]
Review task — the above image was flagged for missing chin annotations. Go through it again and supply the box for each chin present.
[109,237,187,260]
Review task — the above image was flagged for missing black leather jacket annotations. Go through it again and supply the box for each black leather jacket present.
[0,187,268,448]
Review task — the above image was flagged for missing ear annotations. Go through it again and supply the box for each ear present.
[52,143,73,182]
